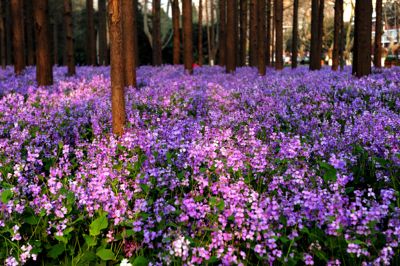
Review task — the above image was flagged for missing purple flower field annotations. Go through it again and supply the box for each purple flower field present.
[0,66,399,265]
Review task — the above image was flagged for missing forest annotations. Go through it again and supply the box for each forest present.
[0,0,399,265]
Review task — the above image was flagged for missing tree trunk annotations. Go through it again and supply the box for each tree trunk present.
[86,0,96,65]
[0,0,6,68]
[373,0,382,68]
[291,0,298,69]
[274,0,283,70]
[218,0,226,66]
[198,0,203,65]
[339,4,344,70]
[11,0,25,75]
[332,0,342,71]
[226,0,236,73]
[64,0,75,76]
[266,0,271,66]
[317,0,324,69]
[108,0,126,136]
[249,0,257,66]
[53,22,58,65]
[172,0,180,64]
[25,0,35,65]
[352,0,372,77]
[182,0,193,73]
[122,0,137,87]
[239,0,247,66]
[152,0,162,66]
[257,0,265,75]
[33,0,53,86]
[98,0,108,65]
[5,0,11,65]
[310,0,319,70]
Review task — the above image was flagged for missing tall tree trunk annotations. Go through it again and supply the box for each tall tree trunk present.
[98,0,108,65]
[218,0,226,66]
[152,0,162,66]
[249,0,257,66]
[64,0,75,76]
[374,0,382,68]
[11,0,25,75]
[122,0,137,87]
[198,0,203,65]
[257,0,265,75]
[310,0,319,70]
[332,0,342,71]
[53,22,58,65]
[33,0,53,86]
[0,0,6,68]
[274,0,283,70]
[183,0,193,73]
[226,0,236,73]
[108,0,126,136]
[172,0,180,64]
[316,0,324,69]
[266,0,271,66]
[86,0,96,65]
[5,0,11,65]
[291,0,298,69]
[25,0,35,65]
[239,0,247,66]
[339,4,344,70]
[352,0,372,77]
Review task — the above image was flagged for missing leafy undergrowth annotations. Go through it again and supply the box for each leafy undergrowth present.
[0,65,399,265]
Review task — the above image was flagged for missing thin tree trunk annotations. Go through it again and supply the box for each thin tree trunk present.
[339,4,345,70]
[271,4,274,66]
[239,0,247,66]
[317,0,324,69]
[33,0,53,86]
[198,0,203,65]
[257,0,265,75]
[249,0,257,66]
[352,0,372,77]
[64,0,75,76]
[5,0,11,65]
[25,0,35,66]
[86,0,96,65]
[218,0,226,66]
[291,0,298,69]
[206,0,211,64]
[274,0,283,70]
[122,0,137,87]
[53,22,58,65]
[332,0,342,70]
[226,0,236,73]
[11,0,25,75]
[98,0,108,65]
[108,0,126,136]
[374,0,382,68]
[152,0,162,66]
[266,0,271,66]
[0,0,6,68]
[183,0,193,73]
[310,0,319,70]
[172,0,180,64]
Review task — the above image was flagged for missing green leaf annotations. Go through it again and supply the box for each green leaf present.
[217,199,225,211]
[133,256,148,266]
[83,234,97,247]
[24,215,40,225]
[96,248,115,261]
[47,243,65,259]
[319,161,337,182]
[75,251,97,266]
[89,213,108,236]
[140,184,150,194]
[1,189,12,204]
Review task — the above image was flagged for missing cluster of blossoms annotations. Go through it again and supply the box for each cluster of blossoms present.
[0,65,399,265]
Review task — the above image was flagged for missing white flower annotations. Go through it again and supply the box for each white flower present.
[170,235,190,259]
[120,258,133,266]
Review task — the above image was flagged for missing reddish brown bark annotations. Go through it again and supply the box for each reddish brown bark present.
[310,0,319,70]
[373,0,382,68]
[226,0,236,73]
[332,0,343,71]
[183,0,193,73]
[25,0,35,66]
[152,0,162,66]
[317,0,324,68]
[291,0,298,69]
[122,0,137,87]
[249,0,257,66]
[0,0,6,69]
[198,0,203,66]
[266,0,271,66]
[64,0,75,76]
[218,0,226,66]
[33,0,53,86]
[5,0,11,65]
[239,0,247,66]
[274,0,283,70]
[352,0,372,77]
[172,0,180,64]
[257,0,265,75]
[108,0,126,136]
[98,0,108,65]
[11,0,25,75]
[86,0,96,65]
